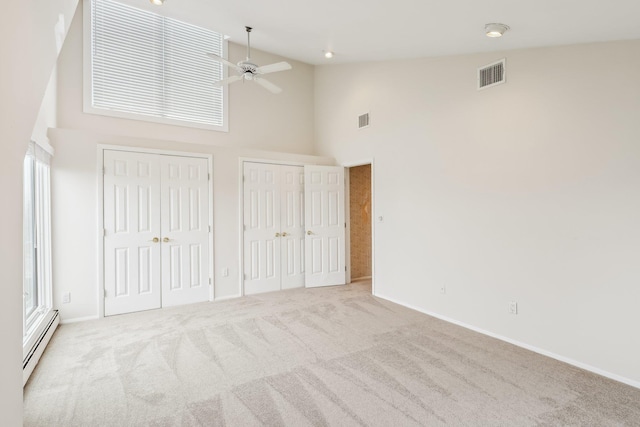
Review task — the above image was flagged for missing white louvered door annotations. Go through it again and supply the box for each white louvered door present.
[243,163,305,295]
[104,151,210,316]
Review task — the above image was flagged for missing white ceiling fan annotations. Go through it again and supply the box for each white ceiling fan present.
[207,26,292,94]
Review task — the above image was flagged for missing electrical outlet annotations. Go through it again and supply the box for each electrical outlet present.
[222,267,229,277]
[508,301,518,315]
[63,292,71,304]
[440,284,446,294]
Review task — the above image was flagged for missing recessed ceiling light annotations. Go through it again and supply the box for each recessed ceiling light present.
[324,51,334,59]
[150,0,165,5]
[485,23,510,38]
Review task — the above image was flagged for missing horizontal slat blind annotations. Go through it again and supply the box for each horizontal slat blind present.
[164,18,224,125]
[90,0,225,127]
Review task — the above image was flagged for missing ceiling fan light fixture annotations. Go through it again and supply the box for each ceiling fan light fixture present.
[206,26,292,94]
[324,50,334,59]
[150,0,165,5]
[485,23,510,38]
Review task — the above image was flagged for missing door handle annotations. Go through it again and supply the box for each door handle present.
[307,230,313,235]
[149,237,159,243]
[275,232,281,237]
[163,237,170,243]
[281,232,288,237]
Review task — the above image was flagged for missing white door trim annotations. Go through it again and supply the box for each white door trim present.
[342,159,376,296]
[97,144,214,318]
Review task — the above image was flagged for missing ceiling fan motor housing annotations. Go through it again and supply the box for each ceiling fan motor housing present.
[239,62,258,80]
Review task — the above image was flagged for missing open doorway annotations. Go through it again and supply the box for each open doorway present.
[348,164,372,292]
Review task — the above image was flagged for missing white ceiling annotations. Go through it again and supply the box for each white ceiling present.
[120,0,640,65]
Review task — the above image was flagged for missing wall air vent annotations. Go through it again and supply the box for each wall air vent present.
[358,112,370,129]
[478,58,506,90]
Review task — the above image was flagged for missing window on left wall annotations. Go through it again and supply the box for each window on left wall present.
[23,141,54,361]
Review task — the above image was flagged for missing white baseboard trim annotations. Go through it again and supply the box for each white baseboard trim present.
[23,311,59,386]
[214,293,242,302]
[60,315,99,324]
[375,292,640,390]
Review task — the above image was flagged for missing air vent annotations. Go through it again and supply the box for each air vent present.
[358,112,370,129]
[478,59,506,90]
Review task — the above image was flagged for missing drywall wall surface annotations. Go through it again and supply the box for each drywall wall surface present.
[57,1,316,155]
[49,128,334,321]
[32,70,58,145]
[0,0,78,424]
[314,40,640,384]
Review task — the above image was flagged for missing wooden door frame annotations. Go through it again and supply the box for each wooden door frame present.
[97,144,214,318]
[343,159,376,295]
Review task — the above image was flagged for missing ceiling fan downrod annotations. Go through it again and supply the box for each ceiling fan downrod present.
[245,26,252,61]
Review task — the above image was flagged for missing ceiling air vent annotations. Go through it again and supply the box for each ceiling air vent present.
[478,58,506,90]
[358,112,370,129]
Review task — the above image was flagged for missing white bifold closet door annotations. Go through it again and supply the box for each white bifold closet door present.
[243,163,305,295]
[304,165,346,287]
[104,150,210,316]
[243,162,346,294]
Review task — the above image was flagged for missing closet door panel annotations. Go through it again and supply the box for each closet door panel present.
[243,163,281,295]
[160,156,210,307]
[104,151,162,316]
[280,165,305,290]
[304,165,346,288]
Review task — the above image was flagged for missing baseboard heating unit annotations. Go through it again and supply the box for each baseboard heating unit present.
[23,310,59,386]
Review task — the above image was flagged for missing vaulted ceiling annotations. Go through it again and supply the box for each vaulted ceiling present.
[119,0,640,64]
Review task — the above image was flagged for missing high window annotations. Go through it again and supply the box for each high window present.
[85,0,227,130]
[23,141,54,361]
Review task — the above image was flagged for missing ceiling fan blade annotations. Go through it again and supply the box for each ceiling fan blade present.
[255,61,292,75]
[206,53,241,72]
[254,77,282,94]
[213,75,243,87]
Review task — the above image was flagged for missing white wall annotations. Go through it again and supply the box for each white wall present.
[32,70,58,145]
[314,40,640,385]
[0,1,78,425]
[50,3,332,322]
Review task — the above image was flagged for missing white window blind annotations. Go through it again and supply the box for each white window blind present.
[89,0,226,129]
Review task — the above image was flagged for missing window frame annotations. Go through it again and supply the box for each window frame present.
[23,141,55,361]
[82,0,229,132]
[23,155,38,324]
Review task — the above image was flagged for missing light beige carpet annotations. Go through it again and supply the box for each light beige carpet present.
[24,281,640,426]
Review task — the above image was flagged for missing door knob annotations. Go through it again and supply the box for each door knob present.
[281,232,288,237]
[163,237,170,242]
[275,232,281,237]
[307,230,313,235]
[149,237,159,243]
